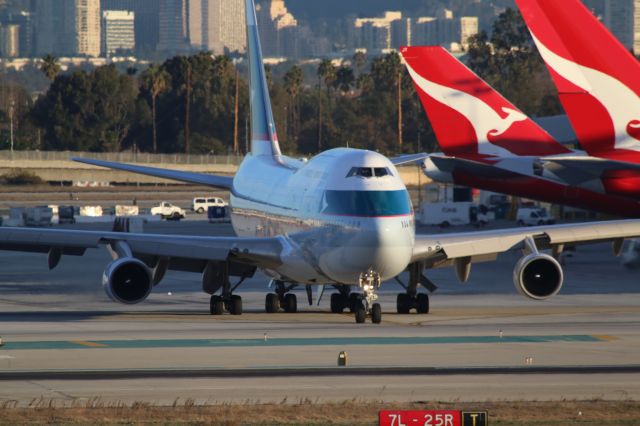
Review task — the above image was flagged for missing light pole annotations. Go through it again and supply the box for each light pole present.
[9,99,14,159]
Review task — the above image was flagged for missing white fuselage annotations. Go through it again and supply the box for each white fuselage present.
[229,148,415,285]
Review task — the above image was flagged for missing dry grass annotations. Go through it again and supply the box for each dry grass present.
[0,399,639,425]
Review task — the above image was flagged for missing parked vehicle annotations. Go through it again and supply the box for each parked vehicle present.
[151,202,186,220]
[517,207,555,226]
[207,205,229,223]
[192,197,227,213]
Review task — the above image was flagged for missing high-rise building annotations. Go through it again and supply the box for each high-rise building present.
[604,0,634,50]
[102,10,134,56]
[0,23,19,57]
[634,0,640,54]
[101,0,160,56]
[33,0,100,57]
[256,0,297,57]
[157,0,189,53]
[75,0,101,56]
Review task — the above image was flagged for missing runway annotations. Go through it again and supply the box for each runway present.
[1,220,640,405]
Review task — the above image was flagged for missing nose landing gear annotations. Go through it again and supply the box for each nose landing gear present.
[356,269,382,324]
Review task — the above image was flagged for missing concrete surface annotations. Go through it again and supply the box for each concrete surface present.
[0,220,639,405]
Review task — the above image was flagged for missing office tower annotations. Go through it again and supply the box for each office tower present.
[33,0,100,57]
[0,23,19,57]
[256,0,297,57]
[604,0,634,50]
[101,0,160,56]
[102,10,134,56]
[157,0,188,53]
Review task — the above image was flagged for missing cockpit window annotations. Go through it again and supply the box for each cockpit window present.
[374,167,391,177]
[346,167,392,178]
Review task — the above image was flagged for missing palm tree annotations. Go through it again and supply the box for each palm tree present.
[283,65,304,143]
[40,55,60,81]
[141,65,170,153]
[334,66,354,94]
[316,59,337,152]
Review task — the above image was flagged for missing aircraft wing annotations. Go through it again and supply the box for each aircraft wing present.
[72,157,234,189]
[390,153,430,166]
[541,156,640,185]
[429,155,525,179]
[412,220,640,267]
[0,226,283,271]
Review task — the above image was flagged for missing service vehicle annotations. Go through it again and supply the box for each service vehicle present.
[150,202,186,220]
[192,197,227,213]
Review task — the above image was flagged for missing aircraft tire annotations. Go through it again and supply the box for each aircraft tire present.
[284,293,297,313]
[330,293,343,313]
[416,293,430,314]
[371,303,382,324]
[396,293,411,314]
[210,295,224,315]
[265,293,279,313]
[229,295,243,315]
[354,306,366,324]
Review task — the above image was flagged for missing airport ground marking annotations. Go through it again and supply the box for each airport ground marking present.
[0,334,608,350]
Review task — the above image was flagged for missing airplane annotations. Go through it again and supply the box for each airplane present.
[400,45,640,217]
[516,0,640,199]
[2,0,640,324]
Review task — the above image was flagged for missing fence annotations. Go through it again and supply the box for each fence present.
[0,150,245,165]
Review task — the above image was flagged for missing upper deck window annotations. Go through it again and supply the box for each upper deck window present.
[346,167,392,178]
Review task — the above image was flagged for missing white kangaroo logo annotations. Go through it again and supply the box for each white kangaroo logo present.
[531,33,640,152]
[405,62,525,157]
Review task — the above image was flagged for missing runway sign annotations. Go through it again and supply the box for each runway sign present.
[379,410,488,426]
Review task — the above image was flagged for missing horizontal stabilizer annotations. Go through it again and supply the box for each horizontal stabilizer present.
[73,157,233,189]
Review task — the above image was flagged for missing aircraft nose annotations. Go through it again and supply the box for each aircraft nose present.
[320,218,413,283]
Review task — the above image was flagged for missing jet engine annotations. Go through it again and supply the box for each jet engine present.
[513,253,563,300]
[102,257,153,304]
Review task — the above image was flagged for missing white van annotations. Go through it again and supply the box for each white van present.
[517,207,555,226]
[192,197,227,213]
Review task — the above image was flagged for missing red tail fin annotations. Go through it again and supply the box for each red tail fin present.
[400,46,569,158]
[517,0,640,159]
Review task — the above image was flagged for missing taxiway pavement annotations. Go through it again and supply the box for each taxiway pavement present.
[0,220,639,405]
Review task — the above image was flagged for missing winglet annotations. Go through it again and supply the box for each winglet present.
[400,46,569,158]
[245,0,282,158]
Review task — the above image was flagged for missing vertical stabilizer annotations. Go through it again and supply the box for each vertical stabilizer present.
[400,46,570,158]
[245,0,282,157]
[517,0,640,157]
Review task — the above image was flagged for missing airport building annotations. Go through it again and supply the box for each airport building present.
[101,10,134,56]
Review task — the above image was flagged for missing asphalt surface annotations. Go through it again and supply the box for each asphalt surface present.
[0,219,639,405]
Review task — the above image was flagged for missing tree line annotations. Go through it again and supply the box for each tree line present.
[0,9,564,157]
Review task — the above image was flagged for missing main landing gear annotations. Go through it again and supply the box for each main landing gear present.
[395,262,432,314]
[207,262,245,316]
[265,280,298,313]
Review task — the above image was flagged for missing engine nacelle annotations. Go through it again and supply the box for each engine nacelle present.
[102,257,153,304]
[513,253,563,300]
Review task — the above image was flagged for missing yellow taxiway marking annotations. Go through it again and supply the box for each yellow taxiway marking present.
[593,335,619,341]
[71,340,109,348]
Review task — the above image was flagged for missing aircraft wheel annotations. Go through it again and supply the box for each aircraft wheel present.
[371,303,382,324]
[348,293,361,312]
[229,295,243,315]
[354,305,366,324]
[416,293,430,314]
[210,295,224,315]
[396,293,411,314]
[284,293,297,313]
[330,293,344,313]
[265,293,279,313]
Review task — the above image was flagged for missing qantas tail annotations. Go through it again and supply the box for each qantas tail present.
[245,0,282,158]
[517,0,640,158]
[400,46,569,158]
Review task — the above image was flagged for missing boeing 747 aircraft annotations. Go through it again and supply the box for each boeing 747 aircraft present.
[3,0,640,323]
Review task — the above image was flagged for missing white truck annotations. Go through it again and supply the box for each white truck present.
[420,202,474,227]
[151,202,186,220]
[516,207,555,226]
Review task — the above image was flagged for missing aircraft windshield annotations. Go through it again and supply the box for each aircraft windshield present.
[322,190,412,217]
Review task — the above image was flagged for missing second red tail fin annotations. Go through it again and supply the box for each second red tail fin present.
[400,46,569,158]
